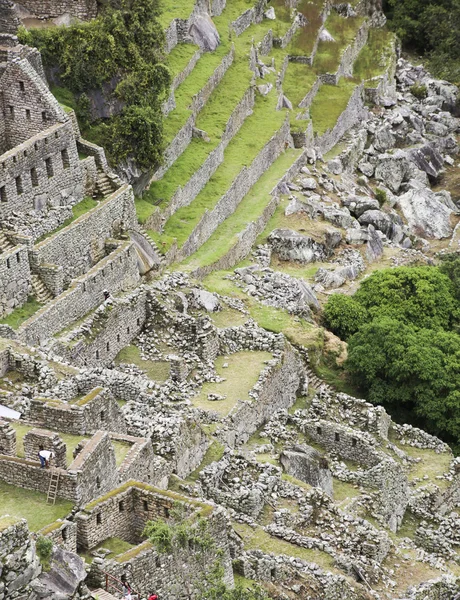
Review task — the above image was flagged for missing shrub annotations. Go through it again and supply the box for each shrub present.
[36,536,53,571]
[323,294,368,341]
[409,83,428,100]
[375,188,387,207]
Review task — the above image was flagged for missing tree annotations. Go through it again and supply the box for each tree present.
[353,266,456,331]
[322,294,368,341]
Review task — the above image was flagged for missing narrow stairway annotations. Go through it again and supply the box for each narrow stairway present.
[94,170,116,199]
[31,274,53,304]
[91,590,119,600]
[0,230,14,252]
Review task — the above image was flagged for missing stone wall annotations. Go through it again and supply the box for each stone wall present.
[336,19,370,80]
[30,184,137,286]
[219,343,304,446]
[148,84,255,229]
[40,519,77,554]
[230,0,266,36]
[18,0,97,20]
[69,431,119,505]
[52,288,148,367]
[1,46,65,150]
[30,388,127,435]
[0,1,20,33]
[302,419,381,466]
[23,427,67,468]
[316,84,367,155]
[0,121,84,219]
[0,420,16,455]
[0,519,41,598]
[114,434,170,488]
[299,76,322,109]
[18,241,140,346]
[165,115,291,264]
[0,245,31,319]
[84,487,233,599]
[152,46,235,181]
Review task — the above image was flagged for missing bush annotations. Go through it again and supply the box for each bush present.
[375,188,387,207]
[36,536,53,571]
[409,83,428,100]
[18,0,171,170]
[323,294,368,341]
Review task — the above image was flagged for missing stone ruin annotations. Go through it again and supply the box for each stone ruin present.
[0,0,460,599]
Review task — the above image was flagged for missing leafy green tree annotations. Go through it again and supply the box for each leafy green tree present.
[18,0,171,170]
[353,266,456,331]
[322,294,368,341]
[439,253,460,302]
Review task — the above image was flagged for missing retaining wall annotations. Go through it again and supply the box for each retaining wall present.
[147,85,255,230]
[30,184,137,286]
[165,115,291,264]
[17,0,97,20]
[17,241,140,347]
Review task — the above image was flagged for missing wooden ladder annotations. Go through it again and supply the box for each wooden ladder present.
[46,469,60,505]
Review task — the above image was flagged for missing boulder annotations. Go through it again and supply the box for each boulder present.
[268,229,327,263]
[407,144,444,179]
[299,177,317,190]
[280,445,333,496]
[191,289,220,312]
[277,93,293,110]
[397,184,454,239]
[343,195,380,218]
[358,209,393,237]
[366,225,384,262]
[29,546,86,599]
[322,206,359,229]
[264,6,276,19]
[374,151,428,193]
[189,15,220,51]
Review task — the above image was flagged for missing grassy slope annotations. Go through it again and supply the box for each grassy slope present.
[310,79,356,135]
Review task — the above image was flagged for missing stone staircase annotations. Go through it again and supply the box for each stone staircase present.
[306,367,334,394]
[0,230,14,252]
[95,170,116,198]
[91,590,119,600]
[31,274,53,303]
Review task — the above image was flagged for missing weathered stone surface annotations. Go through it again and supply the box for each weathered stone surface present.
[189,15,220,51]
[268,228,327,263]
[397,183,454,239]
[280,444,333,496]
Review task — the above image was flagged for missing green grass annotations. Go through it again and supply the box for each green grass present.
[112,441,132,467]
[0,297,42,329]
[80,536,136,564]
[353,28,395,84]
[191,351,273,415]
[310,80,357,135]
[0,480,73,531]
[314,12,364,73]
[233,522,336,571]
[181,148,302,270]
[210,308,248,328]
[157,93,286,251]
[115,345,170,381]
[283,63,318,107]
[158,0,196,28]
[288,0,325,57]
[36,197,98,243]
[188,440,225,481]
[168,43,200,78]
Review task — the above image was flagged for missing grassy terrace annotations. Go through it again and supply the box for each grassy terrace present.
[0,480,72,531]
[168,43,200,79]
[310,79,356,135]
[288,0,326,57]
[181,148,302,270]
[0,297,42,329]
[353,28,395,85]
[115,345,171,382]
[158,0,195,28]
[36,197,98,243]
[283,62,318,107]
[152,91,287,252]
[191,351,272,415]
[313,11,364,73]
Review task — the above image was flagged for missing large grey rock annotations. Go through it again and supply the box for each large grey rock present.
[191,289,220,312]
[407,144,444,179]
[397,183,454,239]
[322,206,359,229]
[366,225,384,262]
[189,15,220,51]
[343,195,380,218]
[268,229,327,264]
[358,209,393,237]
[30,546,86,599]
[374,151,428,193]
[280,445,333,496]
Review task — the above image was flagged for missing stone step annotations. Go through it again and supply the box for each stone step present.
[31,274,53,303]
[0,231,14,252]
[91,589,120,600]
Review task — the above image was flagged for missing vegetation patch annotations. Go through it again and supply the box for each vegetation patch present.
[310,80,357,135]
[115,344,170,381]
[0,297,43,329]
[353,28,395,84]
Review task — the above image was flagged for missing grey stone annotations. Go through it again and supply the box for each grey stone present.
[189,15,220,51]
[397,184,454,239]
